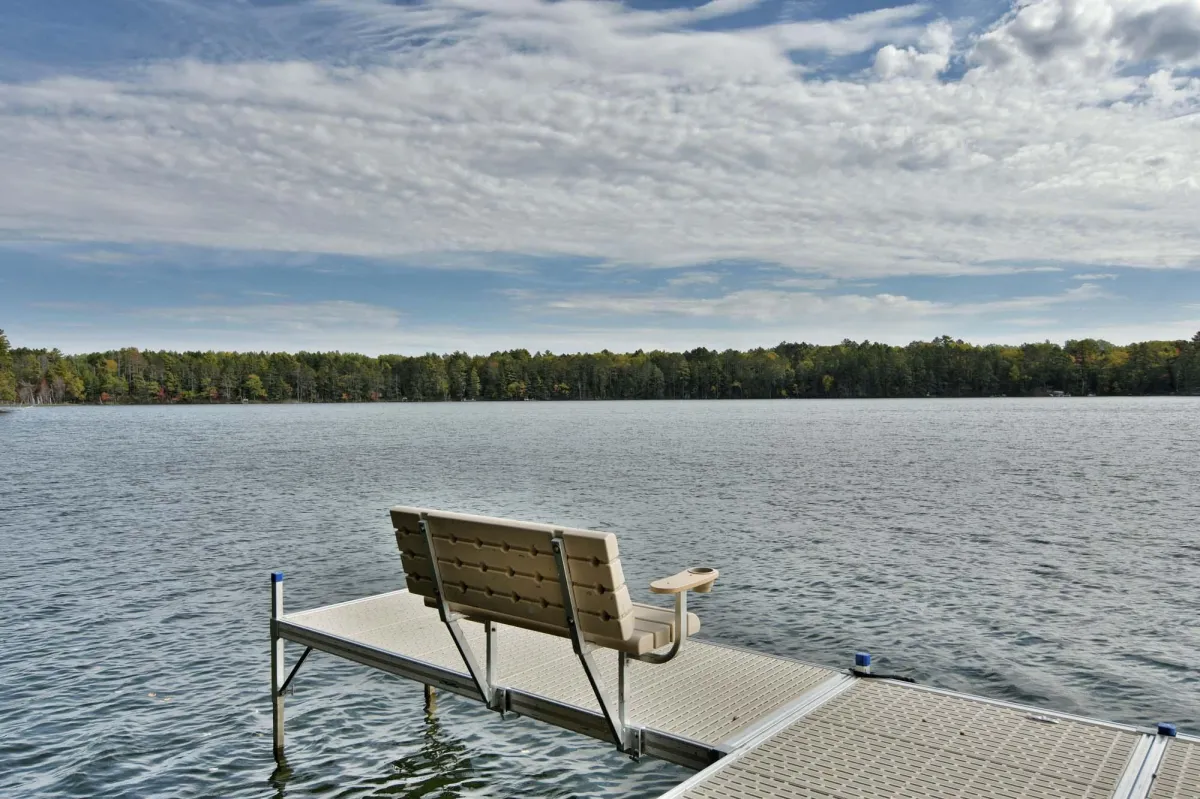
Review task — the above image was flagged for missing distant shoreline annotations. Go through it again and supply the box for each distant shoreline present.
[3,333,1198,404]
[6,393,1199,409]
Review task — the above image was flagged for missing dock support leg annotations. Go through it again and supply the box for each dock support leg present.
[270,572,286,763]
[486,621,502,713]
[424,684,437,713]
[486,621,497,689]
[618,651,628,730]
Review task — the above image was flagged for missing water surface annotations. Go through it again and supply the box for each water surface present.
[2,399,1198,798]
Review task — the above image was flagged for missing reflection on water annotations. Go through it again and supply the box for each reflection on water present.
[1,398,1198,798]
[270,690,479,798]
[365,697,478,797]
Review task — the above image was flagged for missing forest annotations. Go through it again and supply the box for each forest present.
[2,328,1199,405]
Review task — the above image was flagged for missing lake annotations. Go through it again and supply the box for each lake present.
[2,398,1198,798]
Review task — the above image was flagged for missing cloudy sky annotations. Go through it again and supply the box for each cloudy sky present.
[1,0,1198,355]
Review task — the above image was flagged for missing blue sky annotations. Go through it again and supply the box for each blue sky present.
[1,0,1199,355]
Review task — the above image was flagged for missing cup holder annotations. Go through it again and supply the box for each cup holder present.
[688,566,717,592]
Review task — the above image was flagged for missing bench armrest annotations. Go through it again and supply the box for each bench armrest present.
[650,567,719,594]
[635,567,718,665]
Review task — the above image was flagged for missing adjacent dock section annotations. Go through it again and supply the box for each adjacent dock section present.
[1148,737,1200,799]
[663,679,1156,799]
[272,587,1191,797]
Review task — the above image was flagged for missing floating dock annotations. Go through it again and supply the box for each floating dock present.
[271,587,1195,798]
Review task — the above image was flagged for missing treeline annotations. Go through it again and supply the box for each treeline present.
[2,328,1199,405]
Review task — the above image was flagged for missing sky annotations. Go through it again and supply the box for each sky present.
[1,0,1198,355]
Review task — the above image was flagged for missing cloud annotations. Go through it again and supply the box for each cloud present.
[488,283,1198,348]
[874,18,956,78]
[666,271,722,287]
[65,249,142,265]
[18,299,410,353]
[1073,272,1119,279]
[1121,1,1200,62]
[971,0,1200,74]
[521,282,1108,324]
[953,280,1112,312]
[772,277,841,289]
[773,5,931,56]
[0,0,1197,284]
[28,301,106,311]
[134,300,401,335]
[11,287,1196,354]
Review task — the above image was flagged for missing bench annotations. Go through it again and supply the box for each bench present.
[391,506,719,754]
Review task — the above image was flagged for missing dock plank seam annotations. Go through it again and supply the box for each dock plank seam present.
[1147,738,1200,799]
[653,674,858,799]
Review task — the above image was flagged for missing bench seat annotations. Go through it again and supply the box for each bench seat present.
[425,597,700,655]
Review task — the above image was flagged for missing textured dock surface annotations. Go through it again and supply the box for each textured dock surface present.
[283,590,1188,798]
[1149,738,1200,799]
[675,680,1142,799]
[285,590,835,746]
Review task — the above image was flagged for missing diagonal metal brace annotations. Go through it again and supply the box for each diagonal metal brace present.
[420,516,501,710]
[551,535,639,756]
[277,646,313,696]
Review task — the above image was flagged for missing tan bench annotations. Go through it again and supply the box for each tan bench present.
[391,506,719,754]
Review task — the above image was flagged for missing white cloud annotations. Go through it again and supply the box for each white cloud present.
[0,0,1197,284]
[772,276,841,289]
[522,282,1109,324]
[952,280,1112,312]
[64,249,142,265]
[972,0,1200,75]
[539,288,937,322]
[874,18,956,78]
[135,300,401,335]
[666,271,723,287]
[9,291,1197,354]
[1073,272,1119,279]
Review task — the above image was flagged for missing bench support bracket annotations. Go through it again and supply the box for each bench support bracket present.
[551,536,641,758]
[420,517,503,711]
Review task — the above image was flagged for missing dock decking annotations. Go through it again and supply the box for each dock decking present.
[273,588,1193,798]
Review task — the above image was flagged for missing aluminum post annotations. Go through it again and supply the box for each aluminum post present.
[270,571,286,763]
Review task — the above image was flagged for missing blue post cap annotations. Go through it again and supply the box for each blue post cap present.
[855,651,871,668]
[1158,723,1177,737]
[271,571,284,582]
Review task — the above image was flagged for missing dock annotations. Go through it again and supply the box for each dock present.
[271,588,1195,798]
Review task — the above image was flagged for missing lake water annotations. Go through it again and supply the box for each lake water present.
[2,399,1198,798]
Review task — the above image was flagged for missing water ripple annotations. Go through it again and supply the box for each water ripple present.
[1,398,1198,797]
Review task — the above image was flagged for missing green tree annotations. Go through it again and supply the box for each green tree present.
[0,329,14,403]
[2,334,1195,405]
[243,373,267,401]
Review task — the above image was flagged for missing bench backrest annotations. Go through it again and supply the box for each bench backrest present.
[390,506,634,644]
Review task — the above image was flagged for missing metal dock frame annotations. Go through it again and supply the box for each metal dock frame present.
[268,583,1195,798]
[268,577,726,770]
